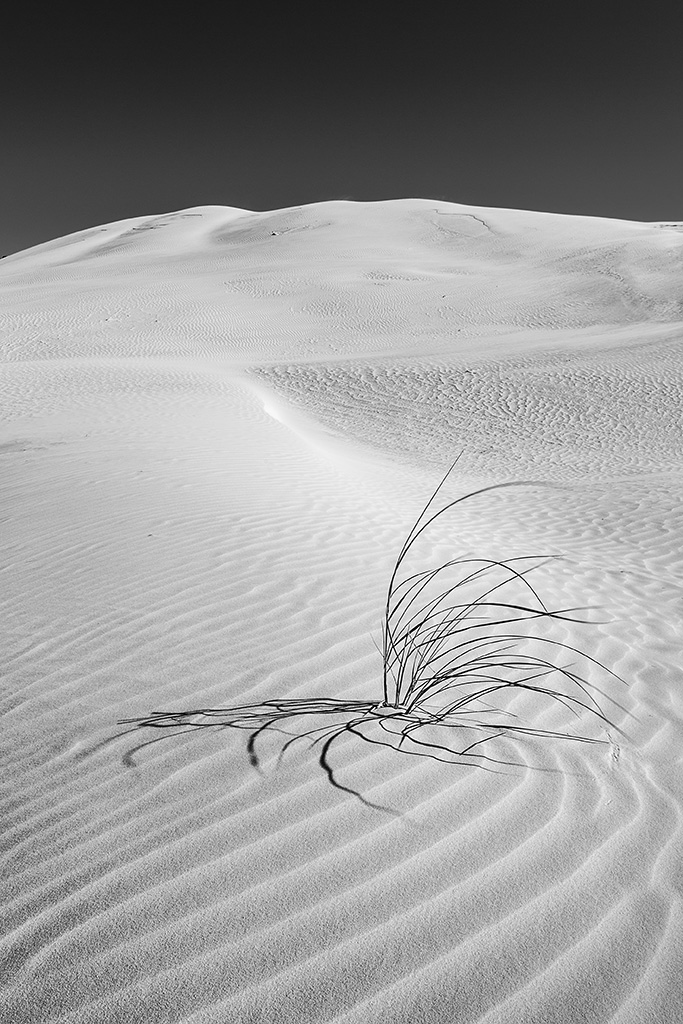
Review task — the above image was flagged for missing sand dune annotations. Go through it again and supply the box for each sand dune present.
[1,200,682,1022]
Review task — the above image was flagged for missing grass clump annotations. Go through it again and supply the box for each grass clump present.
[121,460,626,810]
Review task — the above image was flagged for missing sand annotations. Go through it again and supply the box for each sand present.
[1,199,682,1022]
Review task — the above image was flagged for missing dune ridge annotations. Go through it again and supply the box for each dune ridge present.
[1,200,682,1022]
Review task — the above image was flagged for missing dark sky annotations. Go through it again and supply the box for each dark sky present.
[3,4,682,256]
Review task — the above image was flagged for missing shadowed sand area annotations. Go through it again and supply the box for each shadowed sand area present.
[1,200,682,1022]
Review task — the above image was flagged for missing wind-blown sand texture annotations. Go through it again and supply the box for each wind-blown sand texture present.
[2,200,682,1023]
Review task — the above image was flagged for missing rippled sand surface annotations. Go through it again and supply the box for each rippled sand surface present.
[2,200,682,1022]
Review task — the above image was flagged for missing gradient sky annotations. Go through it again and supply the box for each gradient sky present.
[3,5,682,256]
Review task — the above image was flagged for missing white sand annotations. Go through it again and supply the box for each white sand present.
[1,200,682,1022]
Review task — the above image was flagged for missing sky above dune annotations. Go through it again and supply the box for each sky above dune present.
[3,4,682,256]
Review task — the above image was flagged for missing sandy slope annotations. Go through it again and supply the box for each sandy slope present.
[1,200,682,1022]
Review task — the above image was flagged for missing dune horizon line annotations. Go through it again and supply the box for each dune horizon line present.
[3,195,682,262]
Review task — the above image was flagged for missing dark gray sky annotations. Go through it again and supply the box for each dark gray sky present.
[3,4,682,256]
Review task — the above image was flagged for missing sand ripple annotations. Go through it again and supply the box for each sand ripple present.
[1,200,682,1022]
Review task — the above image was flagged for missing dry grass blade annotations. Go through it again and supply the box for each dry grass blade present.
[121,460,627,810]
